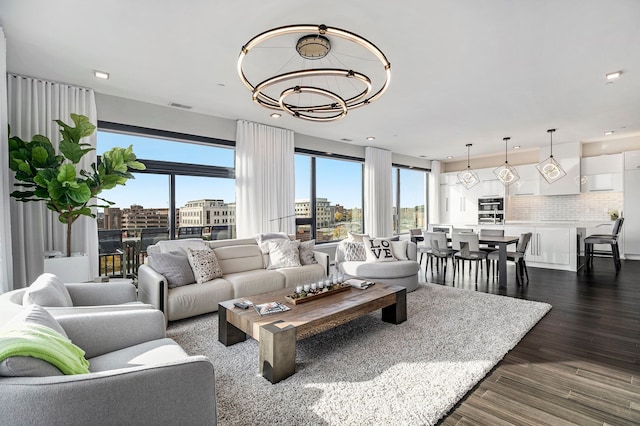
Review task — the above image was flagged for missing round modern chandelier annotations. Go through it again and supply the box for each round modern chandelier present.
[237,24,391,122]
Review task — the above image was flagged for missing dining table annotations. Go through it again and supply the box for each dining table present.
[477,235,520,289]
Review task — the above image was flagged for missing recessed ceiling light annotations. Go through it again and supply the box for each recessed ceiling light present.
[326,152,333,155]
[446,155,453,159]
[604,130,614,135]
[94,70,109,79]
[513,145,521,149]
[270,113,281,119]
[366,136,375,141]
[605,71,621,80]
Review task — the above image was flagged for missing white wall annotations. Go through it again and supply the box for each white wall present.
[96,93,432,171]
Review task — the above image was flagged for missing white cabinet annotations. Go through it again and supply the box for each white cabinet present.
[502,225,575,269]
[532,227,572,265]
[624,150,640,170]
[580,154,623,193]
[439,172,478,225]
[624,168,640,257]
[509,164,540,197]
[476,167,505,198]
[539,142,581,195]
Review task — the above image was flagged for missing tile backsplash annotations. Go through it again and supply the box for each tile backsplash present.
[507,192,623,222]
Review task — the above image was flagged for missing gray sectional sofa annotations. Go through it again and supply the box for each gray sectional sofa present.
[138,236,329,322]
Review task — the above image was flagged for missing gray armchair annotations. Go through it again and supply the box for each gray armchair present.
[0,276,152,325]
[0,309,217,425]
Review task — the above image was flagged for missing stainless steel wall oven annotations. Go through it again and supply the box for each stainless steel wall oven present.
[478,197,504,224]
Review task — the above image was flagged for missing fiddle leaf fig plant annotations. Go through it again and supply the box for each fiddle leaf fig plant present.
[8,113,146,257]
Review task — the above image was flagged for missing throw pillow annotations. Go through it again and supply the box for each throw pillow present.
[347,231,370,243]
[363,237,397,262]
[255,232,290,254]
[0,305,68,377]
[187,248,223,284]
[22,273,73,308]
[148,251,196,288]
[267,240,301,270]
[342,241,366,261]
[298,239,318,265]
[391,240,409,260]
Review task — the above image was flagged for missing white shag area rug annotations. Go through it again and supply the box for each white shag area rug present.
[167,283,551,426]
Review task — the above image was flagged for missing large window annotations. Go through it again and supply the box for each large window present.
[295,152,363,242]
[393,167,427,235]
[96,123,235,242]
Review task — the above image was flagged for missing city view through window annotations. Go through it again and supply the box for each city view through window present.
[96,130,427,262]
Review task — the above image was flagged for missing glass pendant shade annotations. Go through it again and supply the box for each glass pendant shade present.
[536,129,566,183]
[494,137,520,187]
[457,143,479,189]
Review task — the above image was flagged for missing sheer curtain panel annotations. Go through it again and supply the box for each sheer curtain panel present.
[235,120,295,238]
[428,160,441,225]
[6,74,98,289]
[364,146,392,237]
[0,28,13,294]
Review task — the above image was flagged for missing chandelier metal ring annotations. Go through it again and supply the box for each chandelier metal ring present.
[252,69,372,113]
[237,24,391,121]
[279,86,348,121]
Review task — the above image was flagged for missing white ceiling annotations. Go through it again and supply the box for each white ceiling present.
[1,0,639,162]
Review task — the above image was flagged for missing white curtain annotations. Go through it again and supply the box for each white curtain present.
[235,120,295,238]
[428,160,441,225]
[0,28,13,294]
[364,147,392,237]
[6,74,98,289]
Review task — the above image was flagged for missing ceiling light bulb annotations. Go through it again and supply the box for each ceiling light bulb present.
[446,156,453,159]
[605,71,621,80]
[604,131,614,135]
[270,113,281,118]
[513,145,521,149]
[94,70,109,79]
[366,136,375,141]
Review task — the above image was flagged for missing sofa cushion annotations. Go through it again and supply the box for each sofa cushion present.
[167,278,234,321]
[187,249,223,284]
[255,232,289,254]
[23,273,73,307]
[213,245,264,274]
[224,270,285,297]
[298,239,318,265]
[275,264,326,287]
[0,305,70,377]
[339,260,420,279]
[267,240,301,270]
[391,240,409,260]
[342,241,366,261]
[148,251,196,288]
[88,338,188,372]
[363,238,397,262]
[157,238,207,254]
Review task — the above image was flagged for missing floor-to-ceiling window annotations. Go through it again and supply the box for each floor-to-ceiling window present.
[393,166,427,235]
[295,152,364,242]
[96,123,235,276]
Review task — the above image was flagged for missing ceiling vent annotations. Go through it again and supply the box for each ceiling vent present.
[169,102,193,110]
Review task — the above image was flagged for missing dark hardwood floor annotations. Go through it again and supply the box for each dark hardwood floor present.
[421,257,640,425]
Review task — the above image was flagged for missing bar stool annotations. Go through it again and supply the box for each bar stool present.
[584,218,624,272]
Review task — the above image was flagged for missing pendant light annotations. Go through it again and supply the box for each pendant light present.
[536,128,566,183]
[457,143,479,189]
[494,137,520,186]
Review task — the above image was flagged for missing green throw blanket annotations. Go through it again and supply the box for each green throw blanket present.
[0,323,90,375]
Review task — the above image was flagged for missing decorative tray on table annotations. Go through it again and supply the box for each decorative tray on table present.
[284,282,351,305]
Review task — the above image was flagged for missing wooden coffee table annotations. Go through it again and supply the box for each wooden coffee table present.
[218,282,407,383]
